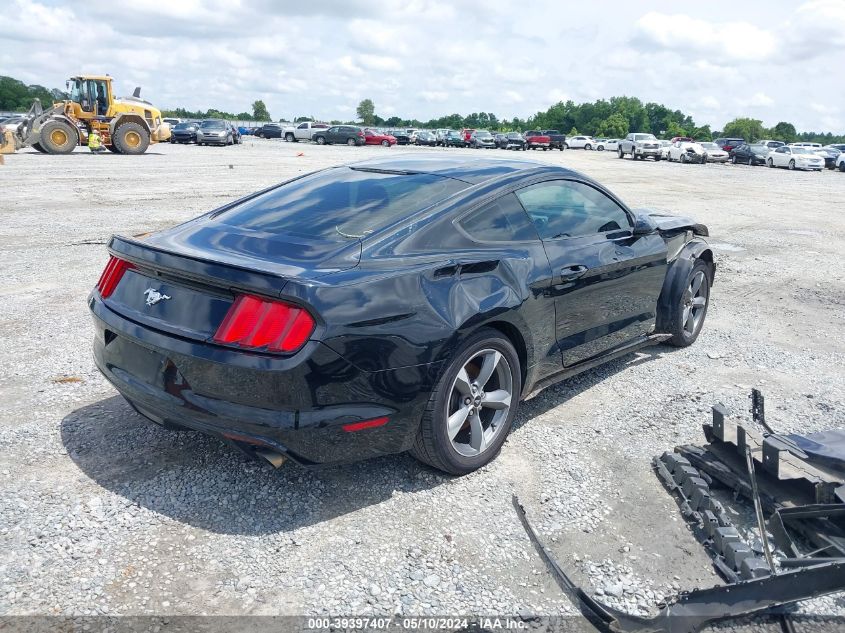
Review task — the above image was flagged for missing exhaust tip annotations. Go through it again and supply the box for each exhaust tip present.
[254,447,287,469]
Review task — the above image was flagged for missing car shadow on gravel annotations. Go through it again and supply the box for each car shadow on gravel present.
[61,395,438,536]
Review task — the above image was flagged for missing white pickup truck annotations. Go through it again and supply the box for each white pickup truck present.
[283,121,330,142]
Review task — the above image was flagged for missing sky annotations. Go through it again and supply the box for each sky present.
[2,0,844,132]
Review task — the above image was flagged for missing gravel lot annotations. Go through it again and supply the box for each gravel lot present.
[2,139,844,625]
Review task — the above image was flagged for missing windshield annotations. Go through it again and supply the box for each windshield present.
[700,142,717,149]
[634,134,656,141]
[213,167,468,240]
[507,133,522,139]
[476,132,493,138]
[174,122,196,130]
[201,120,225,129]
[748,144,766,152]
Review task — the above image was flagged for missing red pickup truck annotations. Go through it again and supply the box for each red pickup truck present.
[523,130,552,150]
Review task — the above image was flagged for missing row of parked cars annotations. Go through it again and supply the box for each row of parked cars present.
[169,120,243,146]
[607,133,843,171]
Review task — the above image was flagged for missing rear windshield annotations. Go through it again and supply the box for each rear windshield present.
[214,167,468,240]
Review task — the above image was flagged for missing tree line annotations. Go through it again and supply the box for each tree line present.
[2,75,840,144]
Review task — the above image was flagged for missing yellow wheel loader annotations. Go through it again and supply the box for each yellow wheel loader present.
[14,75,170,155]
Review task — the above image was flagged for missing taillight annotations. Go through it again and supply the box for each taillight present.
[342,417,389,432]
[96,256,135,298]
[213,294,315,353]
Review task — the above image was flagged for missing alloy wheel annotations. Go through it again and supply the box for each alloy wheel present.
[682,271,708,337]
[446,349,513,458]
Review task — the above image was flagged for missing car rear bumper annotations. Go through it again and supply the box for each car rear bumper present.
[90,296,440,466]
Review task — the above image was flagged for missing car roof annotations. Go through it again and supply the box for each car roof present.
[345,155,577,185]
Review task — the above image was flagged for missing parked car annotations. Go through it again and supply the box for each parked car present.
[197,119,234,146]
[596,139,618,151]
[415,131,438,146]
[435,129,451,145]
[566,135,596,150]
[824,143,845,153]
[229,123,241,145]
[666,140,706,164]
[406,129,420,144]
[389,130,412,145]
[469,130,496,149]
[812,146,841,169]
[658,140,673,160]
[618,133,661,160]
[542,130,566,150]
[767,146,824,171]
[90,155,714,475]
[729,143,769,165]
[170,121,200,144]
[461,128,476,144]
[714,138,745,153]
[788,142,822,148]
[443,131,466,147]
[162,117,181,128]
[669,136,694,144]
[364,130,396,147]
[837,153,845,172]
[699,142,728,163]
[757,139,785,149]
[523,130,551,150]
[255,123,284,138]
[283,121,330,142]
[313,125,365,146]
[496,132,526,150]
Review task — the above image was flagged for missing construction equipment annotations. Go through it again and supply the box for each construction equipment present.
[13,75,170,155]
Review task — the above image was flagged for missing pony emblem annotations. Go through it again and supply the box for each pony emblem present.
[144,288,171,306]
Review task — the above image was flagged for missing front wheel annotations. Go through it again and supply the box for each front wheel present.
[839,162,845,172]
[731,155,737,164]
[585,143,592,150]
[618,148,624,159]
[285,133,295,142]
[411,328,521,475]
[347,137,356,146]
[667,260,712,347]
[315,136,326,145]
[381,140,389,147]
[788,160,795,170]
[768,158,774,168]
[113,122,150,154]
[597,146,604,151]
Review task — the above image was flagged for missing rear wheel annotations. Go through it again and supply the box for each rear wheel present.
[411,328,521,475]
[39,120,78,154]
[839,162,845,172]
[315,136,326,145]
[768,158,774,168]
[618,148,624,158]
[381,140,390,147]
[731,155,737,164]
[347,137,356,146]
[667,260,712,347]
[597,145,604,151]
[285,133,295,142]
[585,143,592,150]
[113,122,150,155]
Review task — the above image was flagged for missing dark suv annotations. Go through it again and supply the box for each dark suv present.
[714,138,745,152]
[314,125,365,146]
[256,123,283,138]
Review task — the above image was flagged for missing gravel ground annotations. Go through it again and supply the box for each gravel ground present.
[1,139,844,626]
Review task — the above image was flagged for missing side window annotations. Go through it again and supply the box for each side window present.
[459,193,539,242]
[515,180,632,240]
[297,123,308,129]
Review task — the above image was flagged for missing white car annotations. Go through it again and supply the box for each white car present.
[758,139,785,149]
[596,139,619,151]
[767,146,824,171]
[566,135,596,150]
[788,142,821,148]
[837,153,845,172]
[658,140,673,159]
[667,141,707,163]
[699,142,729,163]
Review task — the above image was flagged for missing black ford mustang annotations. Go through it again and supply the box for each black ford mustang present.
[90,156,714,475]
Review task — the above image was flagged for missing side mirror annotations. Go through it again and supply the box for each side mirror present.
[632,213,658,235]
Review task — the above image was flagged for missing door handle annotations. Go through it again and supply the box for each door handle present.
[559,264,588,282]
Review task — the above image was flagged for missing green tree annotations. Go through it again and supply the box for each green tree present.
[665,121,687,139]
[769,121,797,143]
[252,100,270,121]
[356,98,375,126]
[722,117,765,142]
[568,126,579,136]
[689,124,713,141]
[596,113,628,138]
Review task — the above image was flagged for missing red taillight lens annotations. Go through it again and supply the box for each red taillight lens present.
[96,256,135,298]
[342,417,389,432]
[213,294,315,353]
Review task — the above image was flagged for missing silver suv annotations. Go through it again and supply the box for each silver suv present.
[618,133,662,161]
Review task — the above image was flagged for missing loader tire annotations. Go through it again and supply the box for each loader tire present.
[113,122,150,155]
[31,142,48,153]
[39,120,78,154]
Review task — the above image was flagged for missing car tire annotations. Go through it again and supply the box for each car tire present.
[839,162,845,172]
[748,157,754,166]
[618,148,624,159]
[285,133,294,142]
[31,142,48,153]
[654,155,661,161]
[411,328,521,476]
[315,136,326,145]
[347,138,356,146]
[585,143,592,150]
[681,154,688,164]
[667,259,712,348]
[768,158,774,168]
[597,145,604,151]
[731,155,737,164]
[788,159,795,170]
[381,140,390,147]
[39,120,78,154]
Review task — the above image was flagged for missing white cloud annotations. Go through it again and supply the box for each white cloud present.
[749,92,774,107]
[421,91,448,103]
